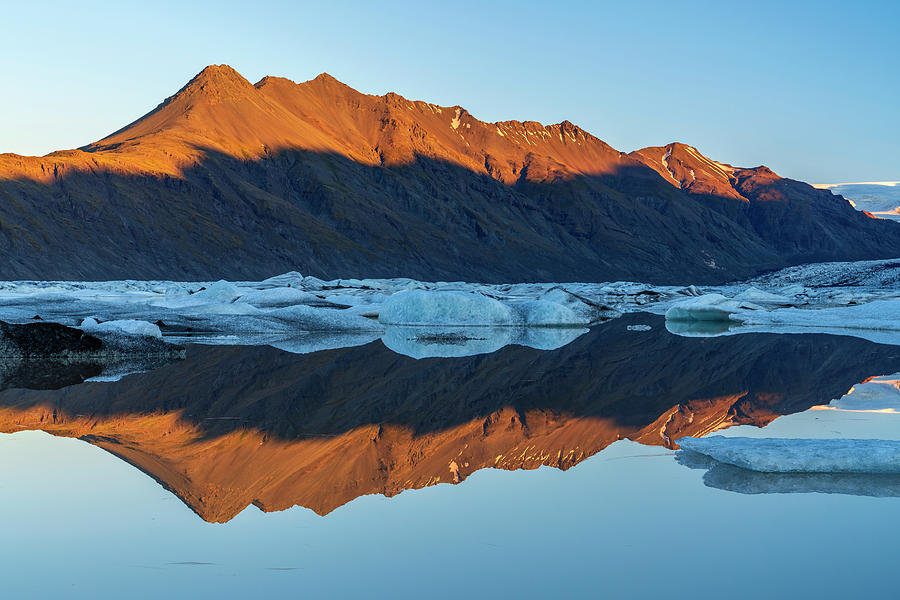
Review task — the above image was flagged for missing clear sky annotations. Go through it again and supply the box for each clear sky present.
[1,0,896,183]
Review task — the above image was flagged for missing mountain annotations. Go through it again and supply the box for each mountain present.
[2,315,898,522]
[1,64,897,283]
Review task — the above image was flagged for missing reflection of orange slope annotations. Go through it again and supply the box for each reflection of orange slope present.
[1,314,896,522]
[0,392,778,522]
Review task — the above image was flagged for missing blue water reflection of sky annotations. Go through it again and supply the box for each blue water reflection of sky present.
[3,408,899,599]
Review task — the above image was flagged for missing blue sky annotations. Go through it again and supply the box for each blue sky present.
[1,0,896,183]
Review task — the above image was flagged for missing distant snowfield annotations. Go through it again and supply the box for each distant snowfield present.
[2,257,900,358]
[815,181,900,220]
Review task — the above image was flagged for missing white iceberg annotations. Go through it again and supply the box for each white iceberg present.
[508,300,583,327]
[378,289,595,327]
[678,436,900,474]
[732,287,795,307]
[740,300,900,332]
[81,317,162,339]
[236,287,321,307]
[378,290,515,326]
[151,280,241,309]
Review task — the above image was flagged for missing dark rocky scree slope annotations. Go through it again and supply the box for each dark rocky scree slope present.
[1,65,897,284]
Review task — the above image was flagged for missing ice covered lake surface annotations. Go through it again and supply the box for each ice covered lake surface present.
[2,259,900,598]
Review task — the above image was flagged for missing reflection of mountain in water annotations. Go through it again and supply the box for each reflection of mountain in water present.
[1,314,898,522]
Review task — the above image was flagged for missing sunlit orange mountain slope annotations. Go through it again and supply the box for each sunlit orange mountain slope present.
[1,65,896,282]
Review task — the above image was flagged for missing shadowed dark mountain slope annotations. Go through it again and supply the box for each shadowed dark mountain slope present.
[1,65,897,283]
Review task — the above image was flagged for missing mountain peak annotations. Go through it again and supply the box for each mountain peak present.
[312,72,339,83]
[301,72,355,94]
[183,64,254,93]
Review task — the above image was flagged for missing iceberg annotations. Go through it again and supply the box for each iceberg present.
[268,304,382,332]
[151,280,241,309]
[379,290,515,326]
[739,300,900,332]
[732,287,795,307]
[81,318,162,339]
[378,289,595,327]
[677,436,900,474]
[664,293,760,322]
[508,300,584,327]
[235,287,321,308]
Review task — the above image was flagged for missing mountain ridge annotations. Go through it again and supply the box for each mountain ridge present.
[0,64,897,283]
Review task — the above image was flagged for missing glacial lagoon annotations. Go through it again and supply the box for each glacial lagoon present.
[2,312,900,598]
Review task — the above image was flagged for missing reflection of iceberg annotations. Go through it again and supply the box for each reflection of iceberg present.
[381,327,510,359]
[665,319,735,337]
[677,436,900,474]
[517,327,590,350]
[677,454,900,497]
[379,326,589,359]
[825,374,900,413]
[270,332,383,355]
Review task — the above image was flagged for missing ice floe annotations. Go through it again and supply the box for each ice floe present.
[677,436,900,474]
[80,318,163,339]
[379,290,515,326]
[0,255,898,357]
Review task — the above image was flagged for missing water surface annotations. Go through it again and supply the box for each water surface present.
[1,314,898,598]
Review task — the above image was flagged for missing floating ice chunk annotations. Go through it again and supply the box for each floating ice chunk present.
[740,300,900,331]
[664,294,760,322]
[732,287,794,306]
[379,290,514,326]
[268,304,383,331]
[237,288,320,308]
[539,287,607,323]
[257,271,305,289]
[508,300,584,327]
[678,436,900,474]
[627,324,652,332]
[179,301,262,315]
[678,285,704,296]
[151,280,241,309]
[187,280,241,302]
[81,317,162,339]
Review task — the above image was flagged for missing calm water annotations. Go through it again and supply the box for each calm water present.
[1,314,899,598]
